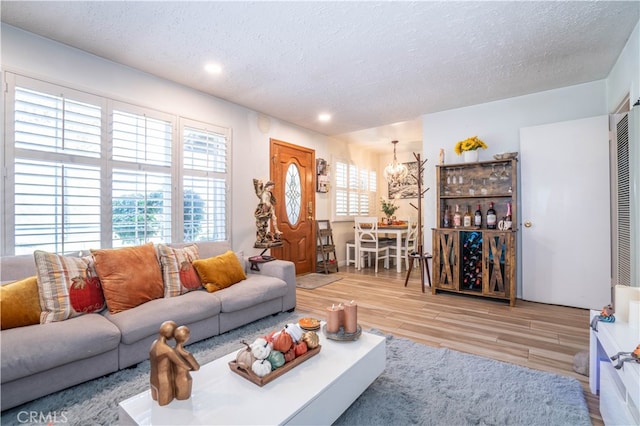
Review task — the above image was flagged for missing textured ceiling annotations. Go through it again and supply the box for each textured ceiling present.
[1,1,638,146]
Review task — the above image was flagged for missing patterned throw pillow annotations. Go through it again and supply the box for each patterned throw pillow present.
[34,251,105,323]
[192,250,247,293]
[157,244,201,297]
[0,276,42,330]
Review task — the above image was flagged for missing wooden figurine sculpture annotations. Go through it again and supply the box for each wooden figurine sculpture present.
[253,178,283,247]
[149,321,200,406]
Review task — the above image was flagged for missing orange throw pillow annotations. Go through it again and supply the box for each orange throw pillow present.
[91,243,164,314]
[193,250,246,293]
[0,276,41,330]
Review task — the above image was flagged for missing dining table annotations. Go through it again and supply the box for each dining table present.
[356,223,408,273]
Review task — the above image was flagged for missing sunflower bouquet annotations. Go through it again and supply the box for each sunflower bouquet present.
[454,136,487,155]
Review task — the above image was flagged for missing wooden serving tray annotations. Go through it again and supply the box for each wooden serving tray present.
[228,345,321,387]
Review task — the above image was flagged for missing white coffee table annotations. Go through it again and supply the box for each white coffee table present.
[119,330,386,425]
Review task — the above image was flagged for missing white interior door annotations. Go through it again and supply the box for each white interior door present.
[520,115,610,309]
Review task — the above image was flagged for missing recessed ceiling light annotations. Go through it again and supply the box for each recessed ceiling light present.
[204,63,222,74]
[318,113,331,122]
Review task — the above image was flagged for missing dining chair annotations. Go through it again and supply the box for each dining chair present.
[345,239,356,267]
[354,216,390,273]
[389,218,418,270]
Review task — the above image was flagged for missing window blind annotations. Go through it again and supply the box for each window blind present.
[5,73,232,255]
[334,160,376,218]
[182,124,229,242]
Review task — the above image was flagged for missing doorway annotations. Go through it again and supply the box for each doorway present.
[269,139,315,275]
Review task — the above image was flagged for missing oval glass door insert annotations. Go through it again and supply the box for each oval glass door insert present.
[285,164,301,225]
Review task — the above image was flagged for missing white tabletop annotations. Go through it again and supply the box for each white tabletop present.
[119,330,386,425]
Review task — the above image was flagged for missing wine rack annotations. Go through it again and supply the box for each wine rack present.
[432,158,517,306]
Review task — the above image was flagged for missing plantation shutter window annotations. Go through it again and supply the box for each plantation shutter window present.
[12,81,103,255]
[334,160,376,219]
[4,73,232,255]
[181,121,230,242]
[111,109,173,246]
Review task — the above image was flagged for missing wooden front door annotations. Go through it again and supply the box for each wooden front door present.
[269,139,315,275]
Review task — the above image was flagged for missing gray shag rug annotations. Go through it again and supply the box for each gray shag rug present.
[1,311,590,426]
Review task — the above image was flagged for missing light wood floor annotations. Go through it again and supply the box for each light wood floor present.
[295,266,603,426]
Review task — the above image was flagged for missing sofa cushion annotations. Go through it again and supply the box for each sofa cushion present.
[193,250,247,293]
[0,313,120,383]
[92,243,164,314]
[214,274,287,312]
[157,243,201,297]
[105,290,222,345]
[34,251,106,323]
[0,276,41,330]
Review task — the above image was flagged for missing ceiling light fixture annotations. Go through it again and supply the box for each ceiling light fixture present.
[318,113,331,122]
[204,63,222,74]
[383,140,409,184]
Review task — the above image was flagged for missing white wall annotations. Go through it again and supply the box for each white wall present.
[606,19,640,287]
[0,24,333,255]
[606,20,639,111]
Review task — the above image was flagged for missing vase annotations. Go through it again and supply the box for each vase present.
[463,150,479,163]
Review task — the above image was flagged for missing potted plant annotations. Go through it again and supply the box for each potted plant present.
[380,198,399,222]
[454,136,487,163]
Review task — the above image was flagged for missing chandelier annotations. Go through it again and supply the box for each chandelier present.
[383,140,409,184]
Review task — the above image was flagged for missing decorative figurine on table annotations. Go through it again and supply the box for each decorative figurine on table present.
[590,304,615,331]
[253,179,283,248]
[610,343,640,369]
[149,321,200,406]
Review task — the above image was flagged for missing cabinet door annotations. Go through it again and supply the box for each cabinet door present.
[482,232,513,299]
[432,230,459,290]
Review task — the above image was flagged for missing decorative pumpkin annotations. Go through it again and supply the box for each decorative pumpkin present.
[284,323,303,342]
[250,337,272,360]
[302,331,320,349]
[293,340,308,356]
[236,340,256,368]
[272,328,293,353]
[251,359,272,377]
[283,347,296,362]
[264,329,277,343]
[267,350,285,370]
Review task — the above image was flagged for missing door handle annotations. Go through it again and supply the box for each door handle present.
[308,201,313,220]
[524,221,532,228]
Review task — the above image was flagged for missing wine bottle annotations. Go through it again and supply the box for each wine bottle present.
[486,202,497,229]
[504,202,512,230]
[453,204,462,228]
[443,205,451,228]
[463,205,472,227]
[474,204,482,228]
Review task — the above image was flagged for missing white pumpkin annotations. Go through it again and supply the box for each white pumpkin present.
[250,337,272,360]
[252,359,272,377]
[284,323,304,342]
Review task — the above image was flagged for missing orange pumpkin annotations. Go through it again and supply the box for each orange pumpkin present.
[272,329,293,352]
[283,347,296,362]
[293,340,308,356]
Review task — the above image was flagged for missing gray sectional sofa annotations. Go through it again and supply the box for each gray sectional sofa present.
[0,241,296,411]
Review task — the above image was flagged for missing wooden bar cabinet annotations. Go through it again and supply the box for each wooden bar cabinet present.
[432,158,518,306]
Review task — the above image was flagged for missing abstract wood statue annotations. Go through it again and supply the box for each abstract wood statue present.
[253,178,283,248]
[149,321,200,406]
[405,153,431,292]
